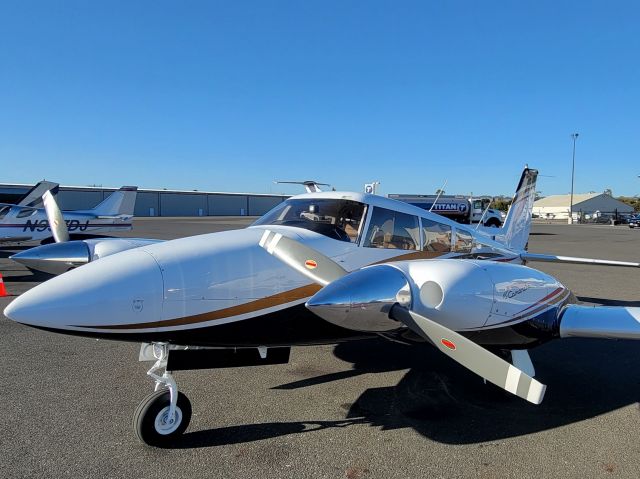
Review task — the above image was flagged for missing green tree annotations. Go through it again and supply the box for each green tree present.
[616,196,640,212]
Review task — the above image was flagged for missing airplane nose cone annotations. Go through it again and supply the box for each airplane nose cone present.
[4,249,164,332]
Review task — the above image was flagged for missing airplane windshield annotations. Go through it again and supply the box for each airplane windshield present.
[253,198,367,243]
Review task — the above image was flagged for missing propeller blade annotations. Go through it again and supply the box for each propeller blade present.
[42,190,70,243]
[258,230,347,285]
[391,306,546,405]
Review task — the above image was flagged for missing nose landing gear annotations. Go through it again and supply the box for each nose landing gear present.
[133,343,192,447]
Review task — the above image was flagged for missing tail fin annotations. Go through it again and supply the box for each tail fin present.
[494,167,538,251]
[89,186,138,217]
[17,181,59,207]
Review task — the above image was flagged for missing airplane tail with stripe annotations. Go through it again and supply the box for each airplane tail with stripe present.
[493,167,538,251]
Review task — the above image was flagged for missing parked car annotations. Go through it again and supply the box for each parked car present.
[629,215,640,229]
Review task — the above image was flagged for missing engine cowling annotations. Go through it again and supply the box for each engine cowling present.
[305,259,567,333]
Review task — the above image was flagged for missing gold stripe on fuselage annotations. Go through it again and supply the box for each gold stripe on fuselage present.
[83,283,323,330]
[79,250,457,331]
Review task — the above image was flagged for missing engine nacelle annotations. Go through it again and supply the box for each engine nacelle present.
[305,259,567,332]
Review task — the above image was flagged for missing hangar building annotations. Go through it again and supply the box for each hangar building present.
[0,184,289,217]
[532,193,633,220]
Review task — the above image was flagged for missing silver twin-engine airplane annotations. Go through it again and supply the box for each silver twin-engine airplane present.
[4,168,640,446]
[0,186,137,244]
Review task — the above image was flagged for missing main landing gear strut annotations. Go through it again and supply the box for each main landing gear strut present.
[132,342,291,447]
[133,343,192,447]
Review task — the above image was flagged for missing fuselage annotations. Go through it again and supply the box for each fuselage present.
[0,203,132,243]
[4,191,572,349]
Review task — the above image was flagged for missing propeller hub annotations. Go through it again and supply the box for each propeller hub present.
[11,241,90,275]
[305,265,411,332]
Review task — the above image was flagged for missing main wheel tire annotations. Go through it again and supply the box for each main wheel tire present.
[133,389,192,447]
[484,218,501,228]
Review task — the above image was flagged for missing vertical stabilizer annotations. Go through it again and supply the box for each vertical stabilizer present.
[88,187,138,217]
[494,167,538,251]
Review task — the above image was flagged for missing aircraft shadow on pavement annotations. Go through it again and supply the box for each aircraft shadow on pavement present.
[1,270,55,283]
[171,338,639,448]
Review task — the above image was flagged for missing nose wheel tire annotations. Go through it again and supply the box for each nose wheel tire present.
[133,390,192,447]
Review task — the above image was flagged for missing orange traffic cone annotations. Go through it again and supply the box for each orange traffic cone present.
[0,273,7,297]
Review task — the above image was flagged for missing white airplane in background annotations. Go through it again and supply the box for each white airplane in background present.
[4,167,640,447]
[0,186,138,244]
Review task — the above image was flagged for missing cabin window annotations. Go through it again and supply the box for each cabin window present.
[422,219,452,252]
[453,229,474,253]
[363,207,420,250]
[253,198,366,243]
[0,206,11,220]
[0,206,10,219]
[16,207,37,218]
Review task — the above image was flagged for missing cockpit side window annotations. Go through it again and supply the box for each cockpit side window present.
[422,219,452,252]
[252,198,366,243]
[0,206,10,219]
[363,207,420,250]
[453,228,474,253]
[16,207,37,218]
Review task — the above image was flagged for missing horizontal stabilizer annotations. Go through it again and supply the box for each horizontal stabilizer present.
[274,180,331,193]
[560,305,640,340]
[522,252,640,269]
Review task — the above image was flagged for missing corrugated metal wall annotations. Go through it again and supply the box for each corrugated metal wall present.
[57,190,107,210]
[160,193,208,216]
[248,196,283,216]
[134,192,160,216]
[0,184,288,217]
[208,195,248,215]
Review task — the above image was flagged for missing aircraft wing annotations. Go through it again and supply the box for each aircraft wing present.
[16,181,59,207]
[1,236,33,244]
[521,252,640,268]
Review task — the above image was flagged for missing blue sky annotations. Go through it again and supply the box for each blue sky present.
[1,1,639,197]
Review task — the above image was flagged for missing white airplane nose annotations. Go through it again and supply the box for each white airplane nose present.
[4,249,164,332]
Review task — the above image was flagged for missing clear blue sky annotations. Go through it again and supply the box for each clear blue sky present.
[1,1,639,197]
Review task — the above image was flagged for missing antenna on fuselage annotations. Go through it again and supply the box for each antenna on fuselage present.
[274,180,332,193]
[429,179,448,212]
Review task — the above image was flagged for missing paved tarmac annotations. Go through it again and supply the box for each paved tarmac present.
[1,219,639,479]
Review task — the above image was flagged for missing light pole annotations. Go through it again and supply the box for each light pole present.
[569,133,579,223]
